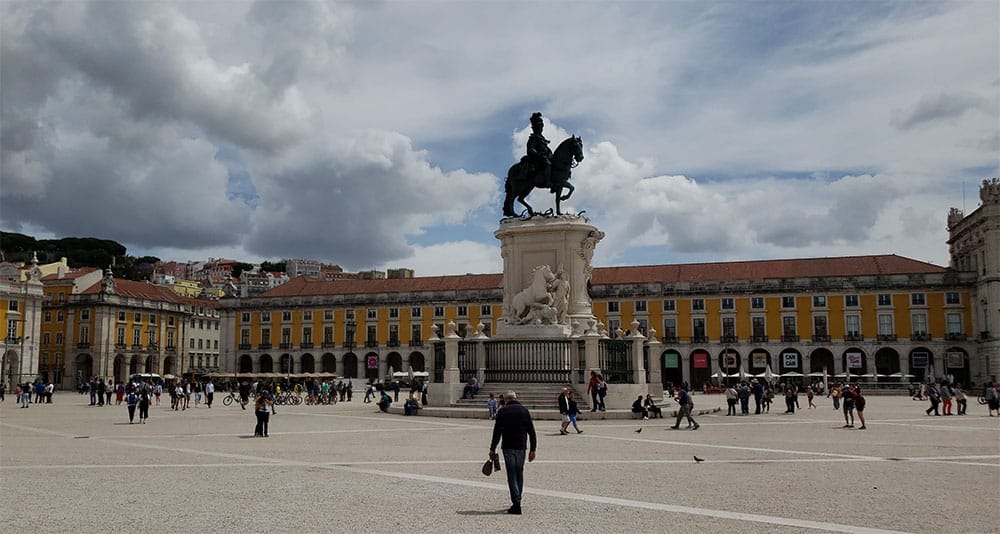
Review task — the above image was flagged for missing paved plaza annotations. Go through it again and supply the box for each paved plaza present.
[1,391,997,533]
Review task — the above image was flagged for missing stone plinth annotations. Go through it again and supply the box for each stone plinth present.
[494,215,604,338]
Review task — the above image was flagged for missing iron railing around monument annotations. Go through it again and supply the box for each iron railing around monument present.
[483,340,576,383]
[458,341,478,382]
[577,340,587,384]
[598,339,634,384]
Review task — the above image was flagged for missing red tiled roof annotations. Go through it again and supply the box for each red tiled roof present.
[79,278,217,308]
[590,255,947,285]
[256,254,946,298]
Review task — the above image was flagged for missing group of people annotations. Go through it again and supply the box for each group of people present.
[919,381,968,416]
[585,371,608,412]
[630,394,664,419]
[9,381,55,408]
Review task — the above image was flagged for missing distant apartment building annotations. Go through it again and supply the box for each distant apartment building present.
[387,268,414,279]
[287,259,321,279]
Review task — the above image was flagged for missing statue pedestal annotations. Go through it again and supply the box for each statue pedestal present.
[494,215,604,339]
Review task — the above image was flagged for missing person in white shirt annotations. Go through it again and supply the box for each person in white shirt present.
[204,380,215,408]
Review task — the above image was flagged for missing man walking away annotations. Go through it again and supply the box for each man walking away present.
[126,390,138,423]
[558,388,571,434]
[489,391,537,515]
[205,380,215,408]
[670,386,699,430]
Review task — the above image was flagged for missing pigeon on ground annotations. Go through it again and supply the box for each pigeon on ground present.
[635,428,642,433]
[693,456,705,463]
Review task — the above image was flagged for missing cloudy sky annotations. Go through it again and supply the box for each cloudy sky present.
[2,1,997,275]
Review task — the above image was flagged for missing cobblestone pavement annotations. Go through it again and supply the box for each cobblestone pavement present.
[1,392,997,533]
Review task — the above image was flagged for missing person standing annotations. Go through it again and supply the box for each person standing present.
[985,382,999,416]
[738,382,751,415]
[751,379,764,414]
[806,386,816,409]
[254,388,273,437]
[20,382,31,408]
[204,380,215,408]
[558,388,571,434]
[925,383,941,416]
[669,386,699,430]
[725,384,738,416]
[940,383,953,415]
[420,380,427,406]
[586,371,600,412]
[126,389,138,423]
[238,380,250,410]
[487,393,499,420]
[137,387,150,424]
[841,384,856,428]
[953,384,967,415]
[854,386,867,430]
[489,391,537,515]
[566,390,582,433]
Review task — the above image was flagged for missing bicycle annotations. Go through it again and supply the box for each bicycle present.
[222,391,241,407]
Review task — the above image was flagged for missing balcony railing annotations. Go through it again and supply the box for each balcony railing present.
[877,334,897,342]
[910,334,929,341]
[131,344,143,350]
[750,335,768,343]
[322,341,336,348]
[115,343,126,349]
[812,335,830,343]
[661,335,678,344]
[409,339,423,347]
[781,335,799,343]
[945,333,965,341]
[77,342,91,349]
[365,340,379,348]
[165,345,176,352]
[238,343,252,350]
[279,343,292,349]
[301,342,314,349]
[343,341,355,349]
[258,343,272,350]
[387,339,400,348]
[721,335,738,344]
[148,343,158,350]
[844,334,862,342]
[691,335,709,344]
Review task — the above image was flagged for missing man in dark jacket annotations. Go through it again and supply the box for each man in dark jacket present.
[489,391,537,515]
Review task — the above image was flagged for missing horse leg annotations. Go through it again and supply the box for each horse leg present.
[559,183,574,202]
[503,178,515,217]
[517,192,534,217]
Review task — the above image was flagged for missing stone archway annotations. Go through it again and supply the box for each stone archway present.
[874,347,901,376]
[386,352,403,374]
[809,348,834,374]
[129,355,142,376]
[748,349,772,375]
[689,349,711,389]
[74,354,93,390]
[279,354,293,374]
[343,353,359,378]
[321,353,336,373]
[162,356,175,376]
[238,354,253,373]
[364,351,379,381]
[717,349,741,378]
[661,349,683,388]
[113,354,127,384]
[408,352,425,372]
[259,354,273,373]
[944,347,970,386]
[908,347,933,382]
[841,348,868,376]
[300,354,315,374]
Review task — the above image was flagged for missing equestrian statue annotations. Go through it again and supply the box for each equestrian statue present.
[502,112,584,218]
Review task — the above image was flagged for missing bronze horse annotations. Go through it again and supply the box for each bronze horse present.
[503,136,584,217]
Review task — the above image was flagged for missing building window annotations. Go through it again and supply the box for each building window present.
[389,308,399,319]
[663,300,675,312]
[781,296,795,309]
[946,292,960,305]
[637,319,648,335]
[80,325,90,343]
[241,329,250,346]
[911,313,928,336]
[457,323,468,338]
[117,327,126,346]
[324,326,334,344]
[149,314,156,324]
[56,333,63,344]
[281,328,291,345]
[133,327,141,346]
[347,309,356,320]
[911,293,925,306]
[282,311,292,321]
[241,312,250,323]
[367,325,377,344]
[877,294,892,306]
[7,300,17,312]
[692,318,706,339]
[7,320,18,340]
[411,324,422,343]
[44,311,52,322]
[662,318,677,339]
[81,309,90,320]
[43,333,50,344]
[434,306,444,318]
[57,311,64,322]
[813,296,827,308]
[782,316,797,337]
[691,299,704,311]
[198,339,203,350]
[303,310,312,321]
[813,316,828,336]
[148,330,156,346]
[846,315,861,337]
[752,317,766,338]
[261,312,271,322]
[608,301,620,313]
[302,327,312,344]
[199,319,204,329]
[751,297,764,310]
[411,307,422,318]
[389,324,399,344]
[119,311,127,321]
[878,314,894,336]
[480,305,491,316]
[608,319,621,335]
[720,298,734,310]
[261,328,271,345]
[133,313,142,323]
[324,309,334,321]
[635,300,647,312]
[845,295,859,307]
[946,313,962,335]
[367,308,377,320]
[722,317,735,338]
[168,317,175,326]
[457,306,468,317]
[190,338,196,349]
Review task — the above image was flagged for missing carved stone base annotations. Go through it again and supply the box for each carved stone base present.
[495,214,603,339]
[492,323,573,339]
